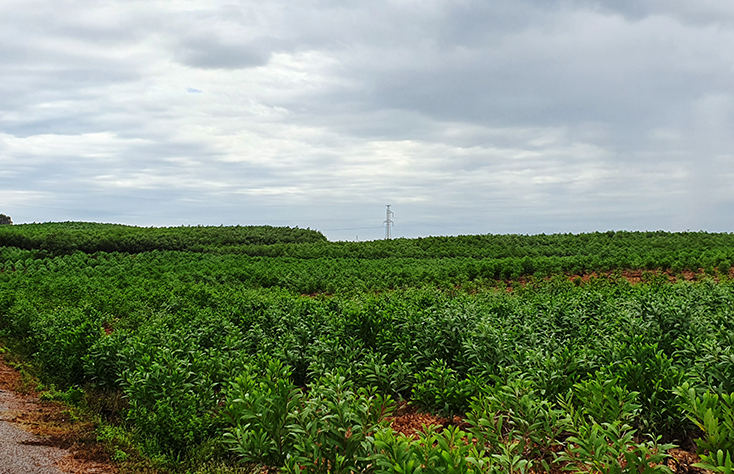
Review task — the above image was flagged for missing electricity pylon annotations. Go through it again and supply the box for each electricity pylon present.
[384,205,394,240]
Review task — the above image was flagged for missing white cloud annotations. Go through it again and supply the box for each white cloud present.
[2,0,734,239]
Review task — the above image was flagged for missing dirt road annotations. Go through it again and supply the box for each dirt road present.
[0,390,65,473]
[0,358,116,474]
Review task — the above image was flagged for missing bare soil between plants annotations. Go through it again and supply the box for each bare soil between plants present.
[386,402,705,474]
[0,356,117,474]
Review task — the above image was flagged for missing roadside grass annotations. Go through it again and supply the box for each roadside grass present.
[0,339,255,474]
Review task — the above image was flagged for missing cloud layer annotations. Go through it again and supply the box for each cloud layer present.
[2,0,734,240]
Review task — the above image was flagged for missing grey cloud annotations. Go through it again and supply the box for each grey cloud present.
[3,0,734,240]
[175,36,272,69]
[579,0,734,26]
[278,5,734,161]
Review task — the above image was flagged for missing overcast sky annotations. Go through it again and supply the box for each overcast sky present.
[2,0,734,240]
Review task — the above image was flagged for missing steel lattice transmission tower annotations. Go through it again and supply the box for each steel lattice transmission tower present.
[384,205,394,240]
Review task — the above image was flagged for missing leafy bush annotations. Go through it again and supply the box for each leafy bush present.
[372,425,492,474]
[223,357,299,466]
[568,373,641,425]
[601,338,685,436]
[31,307,104,385]
[690,343,734,393]
[83,330,130,388]
[696,450,734,474]
[675,383,734,471]
[119,333,223,457]
[354,352,414,401]
[412,360,474,418]
[468,378,565,466]
[283,372,394,474]
[556,420,674,474]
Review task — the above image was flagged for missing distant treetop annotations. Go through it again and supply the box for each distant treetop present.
[0,222,326,255]
[0,214,12,225]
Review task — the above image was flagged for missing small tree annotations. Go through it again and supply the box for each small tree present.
[0,214,12,225]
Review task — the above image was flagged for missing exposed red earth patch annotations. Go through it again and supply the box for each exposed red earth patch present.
[576,268,715,286]
[387,402,450,438]
[563,268,734,285]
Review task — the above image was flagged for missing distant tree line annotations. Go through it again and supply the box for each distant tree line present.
[0,214,11,225]
[0,222,326,255]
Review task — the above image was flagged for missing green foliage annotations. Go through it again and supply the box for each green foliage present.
[467,378,565,465]
[39,385,85,405]
[353,352,414,401]
[557,420,674,474]
[567,373,641,425]
[30,307,104,385]
[600,337,686,436]
[5,225,734,470]
[119,332,225,457]
[689,342,734,393]
[696,450,734,474]
[412,360,474,418]
[0,222,326,255]
[283,372,394,474]
[83,330,130,388]
[223,357,300,466]
[560,377,675,474]
[372,425,492,474]
[224,367,395,473]
[675,383,734,468]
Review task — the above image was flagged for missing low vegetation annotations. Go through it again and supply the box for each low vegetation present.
[1,222,733,473]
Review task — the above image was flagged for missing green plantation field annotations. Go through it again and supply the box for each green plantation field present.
[1,223,733,473]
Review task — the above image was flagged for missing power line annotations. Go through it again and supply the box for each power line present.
[318,225,379,231]
[399,217,456,230]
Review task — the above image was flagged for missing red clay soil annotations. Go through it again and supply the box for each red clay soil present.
[563,268,734,285]
[387,402,473,438]
[498,268,733,289]
[387,403,449,438]
[0,355,117,474]
[666,448,707,474]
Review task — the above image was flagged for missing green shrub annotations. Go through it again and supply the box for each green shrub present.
[371,425,492,474]
[223,357,300,467]
[691,344,734,393]
[568,373,641,425]
[556,420,674,474]
[83,330,129,388]
[696,450,734,474]
[119,335,222,457]
[467,378,564,466]
[412,360,474,418]
[354,352,414,401]
[283,372,394,474]
[675,383,734,470]
[601,339,685,436]
[31,307,103,385]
